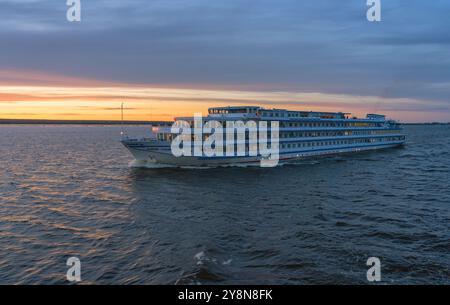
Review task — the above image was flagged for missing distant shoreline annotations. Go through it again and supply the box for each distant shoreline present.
[402,122,450,125]
[0,119,448,125]
[0,119,171,125]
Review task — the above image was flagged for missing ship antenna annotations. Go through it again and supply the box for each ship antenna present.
[121,102,125,139]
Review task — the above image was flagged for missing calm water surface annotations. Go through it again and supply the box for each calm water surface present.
[0,125,449,284]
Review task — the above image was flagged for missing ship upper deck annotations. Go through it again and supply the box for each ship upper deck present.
[174,106,389,123]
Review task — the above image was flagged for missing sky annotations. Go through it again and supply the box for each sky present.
[0,0,449,122]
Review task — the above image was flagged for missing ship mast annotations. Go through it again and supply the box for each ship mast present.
[121,102,124,139]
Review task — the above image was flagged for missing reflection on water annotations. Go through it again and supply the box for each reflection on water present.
[0,124,449,284]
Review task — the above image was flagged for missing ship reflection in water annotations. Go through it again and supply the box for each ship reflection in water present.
[0,125,449,284]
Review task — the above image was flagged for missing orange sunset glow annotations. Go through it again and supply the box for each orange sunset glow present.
[1,71,449,123]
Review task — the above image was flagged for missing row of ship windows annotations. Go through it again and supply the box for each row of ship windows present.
[280,122,381,128]
[261,112,312,118]
[260,112,342,119]
[280,130,399,138]
[158,131,401,141]
[182,120,386,128]
[280,136,405,149]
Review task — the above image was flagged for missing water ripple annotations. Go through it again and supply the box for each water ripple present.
[0,125,449,284]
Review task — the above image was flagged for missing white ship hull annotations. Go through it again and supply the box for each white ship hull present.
[122,140,404,167]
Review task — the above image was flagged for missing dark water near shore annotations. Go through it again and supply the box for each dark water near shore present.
[0,125,449,284]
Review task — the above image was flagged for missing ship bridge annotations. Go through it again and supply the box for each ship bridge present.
[208,106,260,115]
[207,106,261,119]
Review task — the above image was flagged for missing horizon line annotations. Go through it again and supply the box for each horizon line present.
[1,118,449,125]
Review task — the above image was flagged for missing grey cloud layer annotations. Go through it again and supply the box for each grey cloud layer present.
[0,0,449,106]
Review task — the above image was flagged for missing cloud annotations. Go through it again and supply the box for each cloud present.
[1,84,448,116]
[0,0,449,121]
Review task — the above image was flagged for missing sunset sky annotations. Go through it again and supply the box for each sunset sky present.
[1,0,449,122]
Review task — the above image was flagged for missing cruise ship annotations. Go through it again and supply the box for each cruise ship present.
[121,106,406,167]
